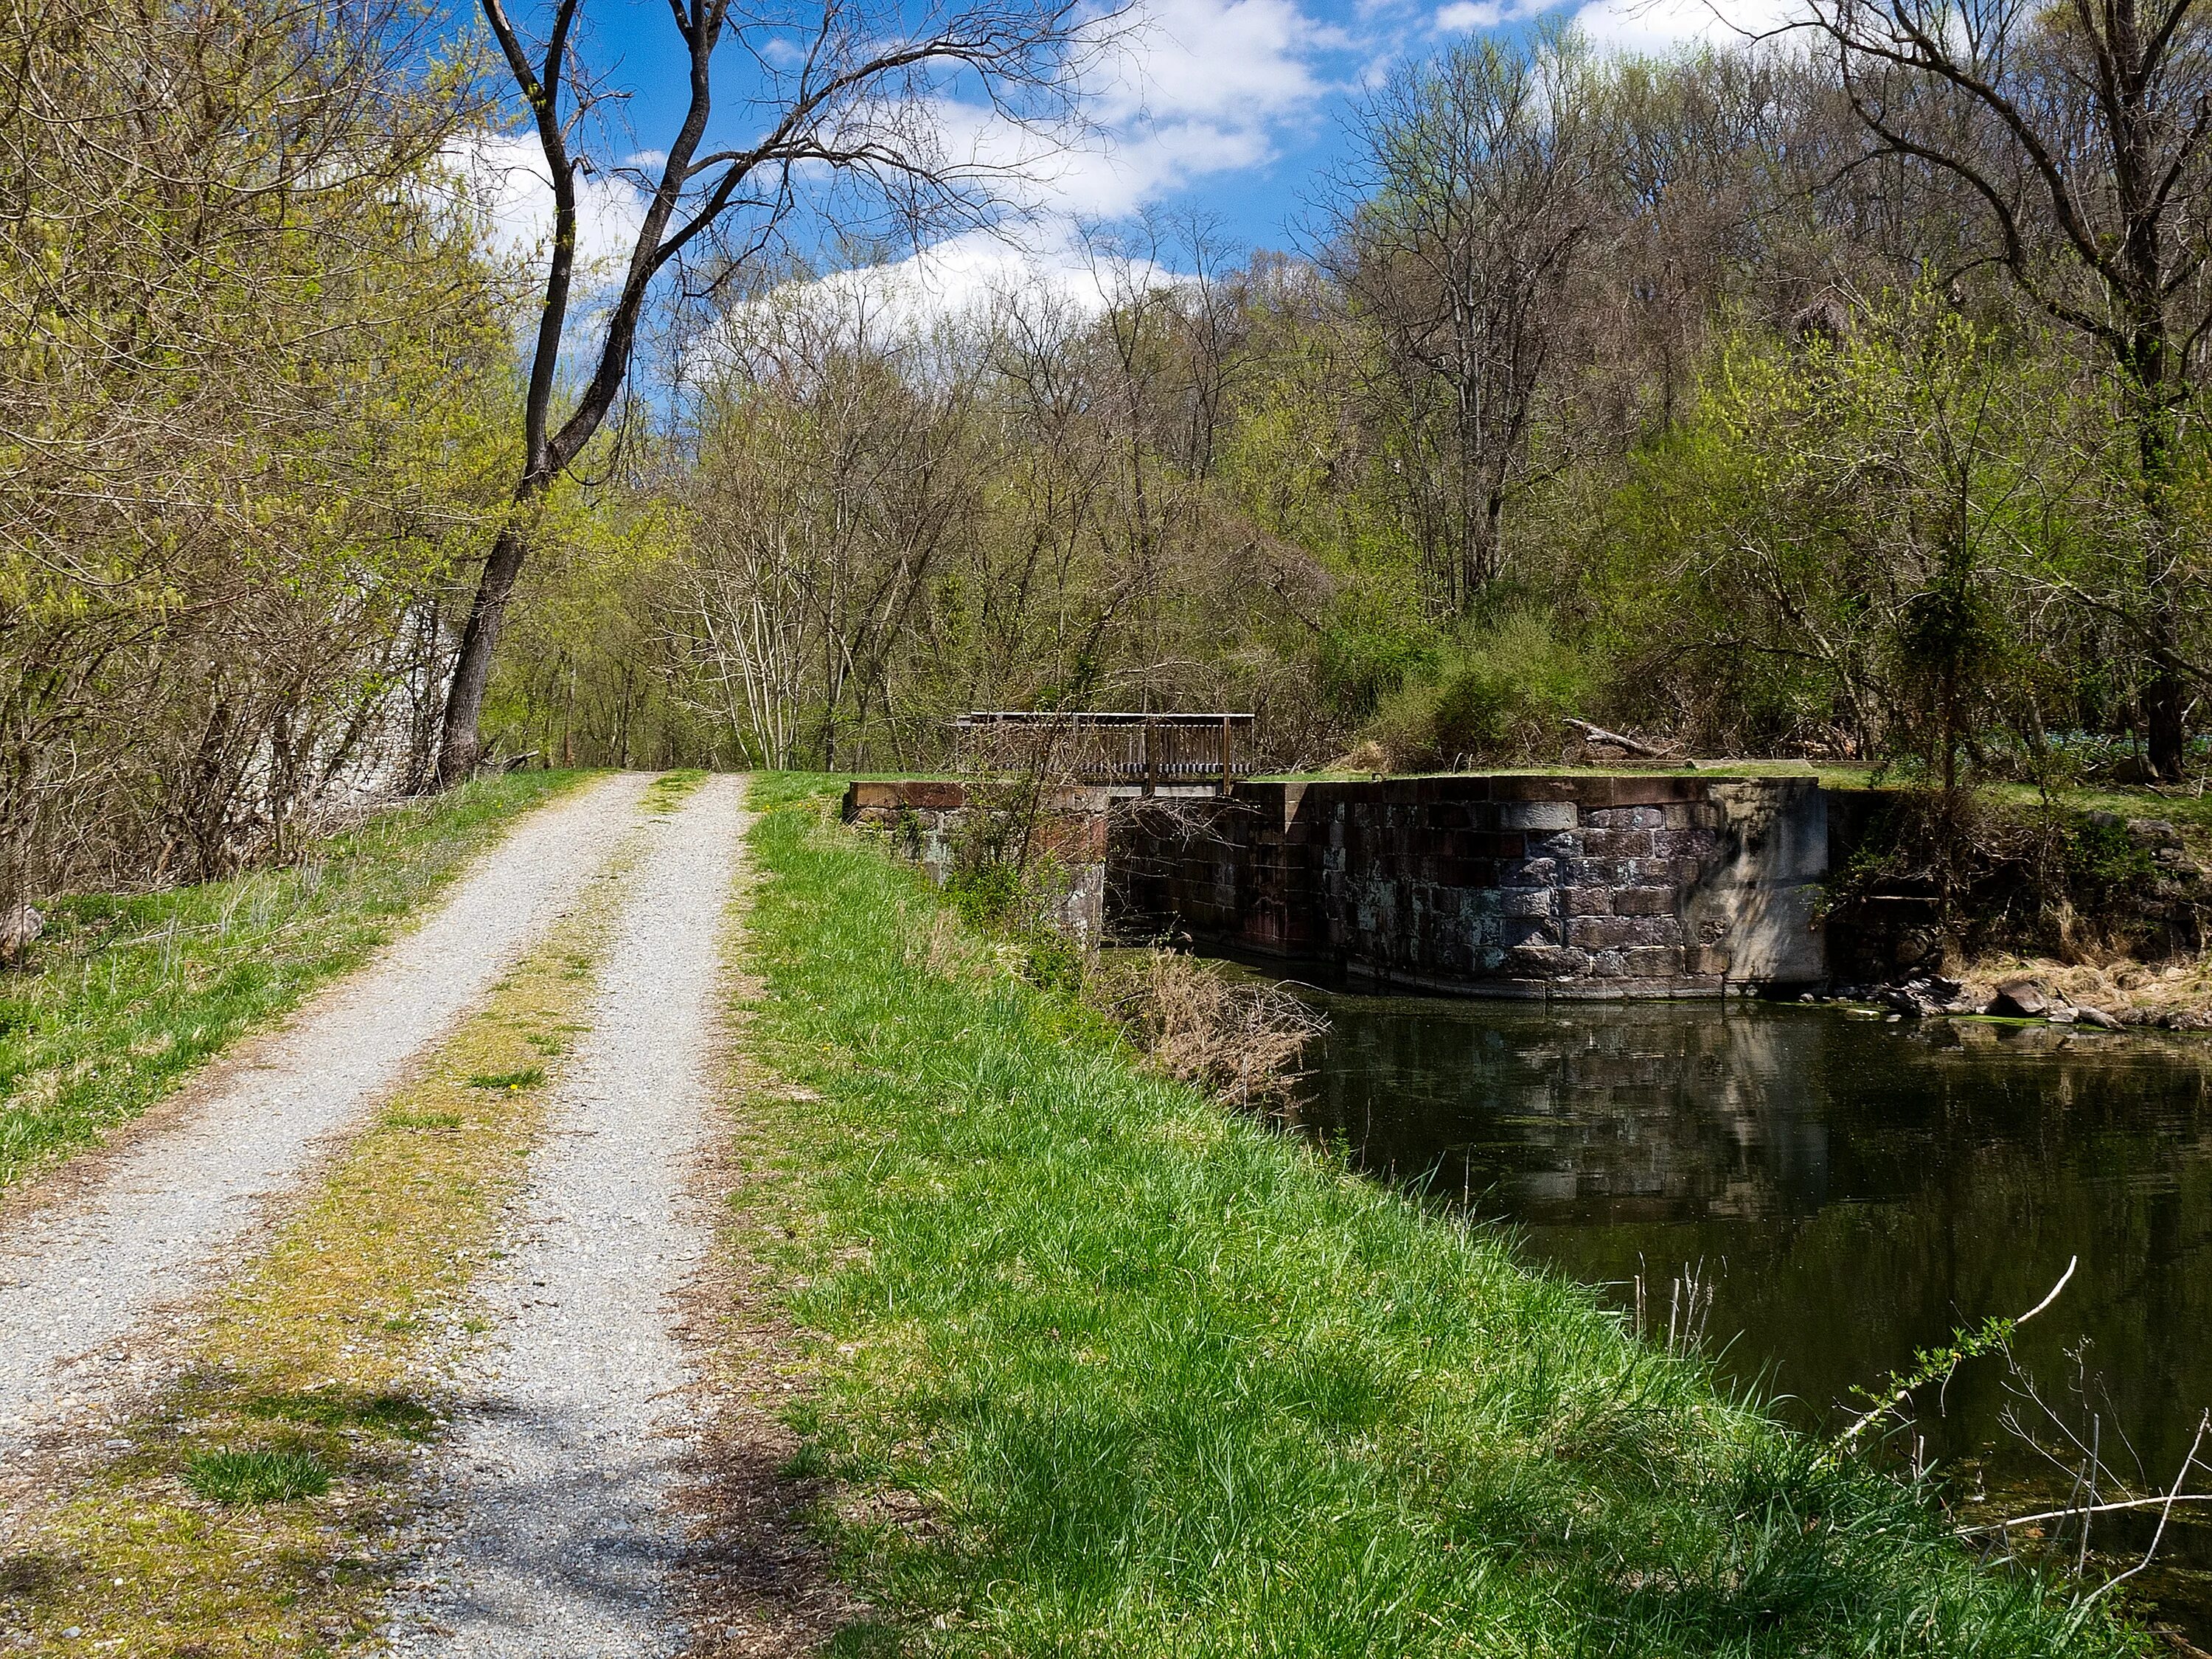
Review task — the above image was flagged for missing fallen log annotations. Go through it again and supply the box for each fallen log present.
[1562,717,1674,759]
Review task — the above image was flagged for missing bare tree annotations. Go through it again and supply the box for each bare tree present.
[1810,0,2212,776]
[433,0,1107,783]
[1319,29,1621,613]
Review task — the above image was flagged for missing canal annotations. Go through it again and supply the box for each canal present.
[1279,985,2212,1639]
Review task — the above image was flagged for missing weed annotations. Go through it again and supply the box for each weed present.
[386,1110,463,1130]
[182,1449,331,1505]
[466,1067,544,1091]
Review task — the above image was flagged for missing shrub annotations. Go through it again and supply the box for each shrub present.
[1086,948,1326,1109]
[1368,608,1601,767]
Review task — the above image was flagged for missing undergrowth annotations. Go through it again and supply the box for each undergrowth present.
[0,768,582,1189]
[732,775,2142,1657]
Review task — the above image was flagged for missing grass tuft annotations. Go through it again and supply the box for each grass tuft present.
[182,1448,331,1506]
[386,1109,463,1130]
[465,1066,544,1091]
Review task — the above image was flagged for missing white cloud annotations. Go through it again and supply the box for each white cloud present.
[912,0,1343,225]
[821,223,1181,324]
[439,131,651,276]
[1569,0,1801,51]
[1433,1,1507,27]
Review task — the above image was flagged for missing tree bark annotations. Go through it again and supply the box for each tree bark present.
[436,516,532,786]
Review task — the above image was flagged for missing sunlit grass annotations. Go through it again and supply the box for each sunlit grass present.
[731,777,2140,1657]
[182,1448,332,1506]
[0,769,587,1189]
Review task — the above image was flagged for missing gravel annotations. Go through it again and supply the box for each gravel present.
[0,771,653,1452]
[383,774,747,1658]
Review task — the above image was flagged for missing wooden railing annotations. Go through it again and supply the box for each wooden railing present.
[951,712,1255,792]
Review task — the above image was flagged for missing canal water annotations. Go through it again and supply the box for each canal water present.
[1279,985,2212,1636]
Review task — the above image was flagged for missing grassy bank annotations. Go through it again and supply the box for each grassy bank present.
[735,778,2139,1657]
[0,770,582,1189]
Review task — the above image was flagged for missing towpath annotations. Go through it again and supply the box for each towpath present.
[382,773,748,1657]
[0,770,653,1452]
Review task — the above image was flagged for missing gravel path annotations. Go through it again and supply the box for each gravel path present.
[0,771,652,1452]
[385,774,747,1658]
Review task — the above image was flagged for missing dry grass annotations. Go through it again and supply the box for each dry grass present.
[1956,950,2212,1026]
[1086,947,1326,1110]
[0,851,636,1657]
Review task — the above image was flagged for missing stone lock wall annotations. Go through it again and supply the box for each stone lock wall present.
[1110,775,1827,998]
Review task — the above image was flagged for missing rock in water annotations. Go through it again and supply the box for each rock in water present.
[2075,1006,2123,1031]
[1992,978,2052,1018]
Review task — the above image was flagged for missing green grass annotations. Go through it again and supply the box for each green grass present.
[0,769,584,1189]
[734,776,2142,1658]
[465,1066,546,1090]
[181,1449,332,1506]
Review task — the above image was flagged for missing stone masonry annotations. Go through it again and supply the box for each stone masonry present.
[1110,774,1827,998]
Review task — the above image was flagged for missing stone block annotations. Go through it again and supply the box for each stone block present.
[1624,916,1683,946]
[1652,829,1716,860]
[1685,944,1732,975]
[1503,916,1559,948]
[1565,857,1627,886]
[1611,886,1674,917]
[1591,948,1630,976]
[1567,915,1634,949]
[1621,806,1665,830]
[1621,946,1686,977]
[1499,858,1557,887]
[1502,888,1554,919]
[1528,831,1583,858]
[1565,886,1612,917]
[902,780,970,810]
[1507,943,1589,977]
[1501,800,1578,832]
[1581,829,1653,858]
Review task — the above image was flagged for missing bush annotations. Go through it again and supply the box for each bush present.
[1086,948,1326,1109]
[1368,609,1601,767]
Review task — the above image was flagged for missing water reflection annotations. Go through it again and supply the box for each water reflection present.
[1286,991,2212,1635]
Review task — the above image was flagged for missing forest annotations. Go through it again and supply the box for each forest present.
[8,0,2212,918]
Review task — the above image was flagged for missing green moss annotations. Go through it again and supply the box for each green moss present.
[734,781,2143,1657]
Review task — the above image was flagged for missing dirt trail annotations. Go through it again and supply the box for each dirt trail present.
[0,771,653,1452]
[383,775,746,1658]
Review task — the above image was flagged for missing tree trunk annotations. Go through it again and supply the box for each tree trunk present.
[2135,369,2187,780]
[436,518,532,787]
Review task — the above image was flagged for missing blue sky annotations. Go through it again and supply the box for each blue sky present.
[456,0,1765,302]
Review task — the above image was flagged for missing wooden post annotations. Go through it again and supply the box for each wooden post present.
[1220,714,1233,793]
[1143,716,1157,796]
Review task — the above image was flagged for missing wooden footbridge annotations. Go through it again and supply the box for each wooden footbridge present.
[951,712,1255,793]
